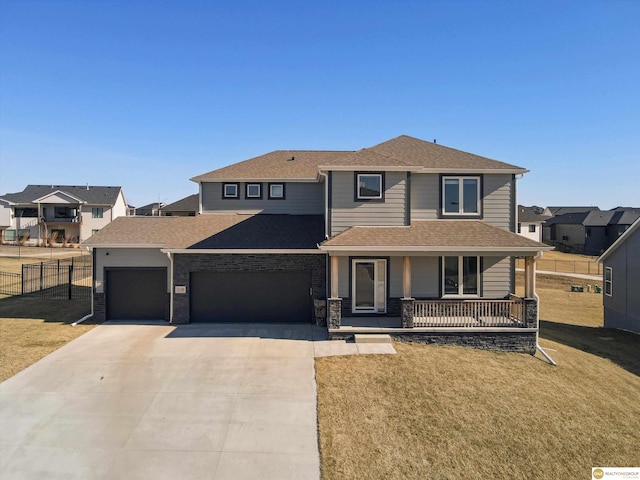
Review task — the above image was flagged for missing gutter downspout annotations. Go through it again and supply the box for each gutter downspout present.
[532,251,556,365]
[317,170,330,303]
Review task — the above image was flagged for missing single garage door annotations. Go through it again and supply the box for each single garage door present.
[190,271,312,323]
[106,268,167,320]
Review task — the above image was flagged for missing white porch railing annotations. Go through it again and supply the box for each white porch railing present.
[413,298,525,328]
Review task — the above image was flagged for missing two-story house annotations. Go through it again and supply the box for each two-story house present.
[0,185,128,245]
[85,136,550,353]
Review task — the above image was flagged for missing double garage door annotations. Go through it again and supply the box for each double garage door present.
[105,268,312,323]
[190,271,312,323]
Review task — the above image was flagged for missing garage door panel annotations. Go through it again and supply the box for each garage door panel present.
[106,268,167,320]
[190,271,311,323]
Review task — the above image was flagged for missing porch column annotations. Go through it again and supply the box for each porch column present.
[402,256,412,298]
[328,255,342,328]
[524,256,536,298]
[401,256,415,328]
[330,255,339,299]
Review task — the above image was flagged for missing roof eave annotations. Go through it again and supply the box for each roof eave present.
[83,243,166,249]
[597,217,640,263]
[319,245,552,253]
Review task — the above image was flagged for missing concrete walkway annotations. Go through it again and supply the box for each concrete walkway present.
[516,267,602,282]
[0,322,394,480]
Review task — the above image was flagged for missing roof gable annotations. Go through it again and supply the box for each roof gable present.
[33,190,86,204]
[598,217,640,263]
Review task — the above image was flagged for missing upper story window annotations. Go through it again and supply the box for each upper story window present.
[356,173,384,200]
[528,224,536,233]
[246,183,262,199]
[604,267,612,296]
[443,176,480,216]
[268,183,285,200]
[92,207,104,218]
[222,183,239,199]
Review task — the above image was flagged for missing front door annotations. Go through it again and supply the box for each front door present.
[352,259,386,313]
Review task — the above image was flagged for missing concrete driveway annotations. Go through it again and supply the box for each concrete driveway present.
[0,322,328,480]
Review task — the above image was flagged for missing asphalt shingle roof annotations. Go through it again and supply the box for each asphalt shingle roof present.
[517,205,551,223]
[0,185,123,206]
[161,194,199,214]
[191,135,526,181]
[321,221,548,250]
[84,214,325,250]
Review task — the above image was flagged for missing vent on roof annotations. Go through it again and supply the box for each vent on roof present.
[287,156,295,161]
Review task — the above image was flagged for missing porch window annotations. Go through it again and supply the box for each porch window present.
[604,267,612,296]
[54,207,75,219]
[443,256,479,296]
[352,259,386,313]
[222,183,239,199]
[443,176,480,215]
[356,173,383,200]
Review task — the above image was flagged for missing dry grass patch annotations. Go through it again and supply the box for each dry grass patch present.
[317,339,640,479]
[0,251,89,274]
[516,250,601,275]
[0,296,95,381]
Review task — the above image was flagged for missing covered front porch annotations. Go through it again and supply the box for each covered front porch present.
[319,221,551,351]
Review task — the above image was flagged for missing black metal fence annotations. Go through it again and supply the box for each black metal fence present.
[0,256,92,299]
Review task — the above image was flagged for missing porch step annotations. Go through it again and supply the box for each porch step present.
[354,334,392,344]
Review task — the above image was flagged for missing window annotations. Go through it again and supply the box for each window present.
[15,208,37,218]
[91,229,99,236]
[529,224,536,233]
[268,183,285,199]
[92,207,104,218]
[443,256,479,296]
[352,259,386,313]
[356,173,383,200]
[604,267,612,296]
[517,223,522,233]
[442,176,480,215]
[222,183,239,199]
[586,227,592,237]
[245,183,262,199]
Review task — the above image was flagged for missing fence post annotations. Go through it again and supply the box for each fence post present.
[68,264,73,300]
[40,262,43,291]
[21,264,24,296]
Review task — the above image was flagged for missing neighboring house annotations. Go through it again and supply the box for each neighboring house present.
[0,185,128,244]
[543,207,640,255]
[134,202,165,216]
[161,194,198,216]
[85,135,551,352]
[597,218,640,334]
[516,205,551,242]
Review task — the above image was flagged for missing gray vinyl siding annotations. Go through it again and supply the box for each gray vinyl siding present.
[603,229,640,333]
[330,171,407,235]
[94,248,171,291]
[389,256,402,297]
[411,256,439,298]
[482,256,512,298]
[201,182,324,214]
[483,174,514,231]
[410,174,439,220]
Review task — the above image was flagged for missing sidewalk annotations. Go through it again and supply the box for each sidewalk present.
[517,268,601,282]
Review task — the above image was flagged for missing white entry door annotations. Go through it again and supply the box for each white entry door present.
[352,259,386,313]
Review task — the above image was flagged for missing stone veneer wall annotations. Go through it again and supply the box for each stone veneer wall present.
[172,253,326,324]
[341,297,402,317]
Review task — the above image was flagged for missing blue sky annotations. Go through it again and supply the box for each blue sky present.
[1,0,638,209]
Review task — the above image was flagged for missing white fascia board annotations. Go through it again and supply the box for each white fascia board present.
[192,178,319,183]
[33,190,87,204]
[319,245,553,254]
[318,165,412,172]
[416,168,529,175]
[83,243,166,249]
[161,248,324,254]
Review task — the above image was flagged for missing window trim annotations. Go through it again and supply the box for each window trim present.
[268,183,286,200]
[92,207,104,219]
[245,183,263,199]
[91,229,100,236]
[354,172,385,201]
[604,267,612,297]
[222,183,240,199]
[441,175,482,217]
[441,256,480,298]
[528,224,536,233]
